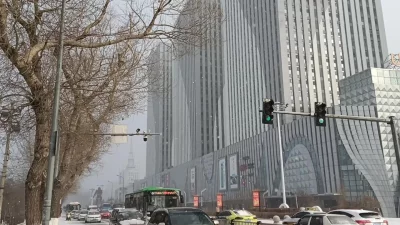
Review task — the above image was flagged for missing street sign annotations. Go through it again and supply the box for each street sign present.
[111,124,128,143]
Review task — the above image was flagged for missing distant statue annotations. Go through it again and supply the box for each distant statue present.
[93,187,103,206]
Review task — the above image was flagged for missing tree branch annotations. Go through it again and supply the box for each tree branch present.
[75,0,111,41]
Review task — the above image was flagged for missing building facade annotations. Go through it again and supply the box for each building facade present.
[143,0,397,216]
[139,104,397,217]
[339,68,400,195]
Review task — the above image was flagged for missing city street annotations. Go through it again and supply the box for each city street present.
[58,219,109,225]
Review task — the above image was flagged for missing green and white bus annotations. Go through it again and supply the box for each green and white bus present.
[125,187,184,216]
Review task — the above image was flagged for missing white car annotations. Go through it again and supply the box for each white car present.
[86,211,102,223]
[282,210,326,224]
[78,210,89,221]
[328,209,388,225]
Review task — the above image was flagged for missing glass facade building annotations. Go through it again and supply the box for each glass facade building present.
[143,0,398,217]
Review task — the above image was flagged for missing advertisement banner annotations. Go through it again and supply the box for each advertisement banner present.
[218,158,227,190]
[229,154,239,189]
[190,167,196,192]
[217,194,223,208]
[252,190,260,207]
[193,196,199,208]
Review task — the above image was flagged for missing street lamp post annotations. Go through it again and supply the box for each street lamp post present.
[275,102,289,209]
[200,188,207,207]
[108,181,114,202]
[90,189,96,205]
[42,0,66,223]
[0,103,20,222]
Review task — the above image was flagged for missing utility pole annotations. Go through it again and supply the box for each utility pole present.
[0,104,13,222]
[42,0,66,223]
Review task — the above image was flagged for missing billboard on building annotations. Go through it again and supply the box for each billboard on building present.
[229,154,239,189]
[218,157,227,191]
[190,167,196,192]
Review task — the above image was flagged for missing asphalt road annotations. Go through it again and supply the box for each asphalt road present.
[58,218,109,225]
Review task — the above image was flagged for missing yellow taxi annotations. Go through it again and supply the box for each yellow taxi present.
[218,209,259,224]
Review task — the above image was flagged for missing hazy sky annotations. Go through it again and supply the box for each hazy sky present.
[382,0,400,53]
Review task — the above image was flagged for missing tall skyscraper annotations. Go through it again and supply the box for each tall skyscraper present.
[146,0,389,175]
[222,0,388,143]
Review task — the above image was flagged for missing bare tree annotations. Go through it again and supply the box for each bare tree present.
[0,0,221,224]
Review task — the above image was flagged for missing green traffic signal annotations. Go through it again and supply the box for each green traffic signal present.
[266,116,271,122]
[318,118,324,124]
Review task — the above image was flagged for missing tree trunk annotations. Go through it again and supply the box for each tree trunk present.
[25,180,45,225]
[50,186,63,218]
[25,105,52,225]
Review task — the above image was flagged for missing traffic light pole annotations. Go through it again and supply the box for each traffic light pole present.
[276,112,288,208]
[274,111,389,123]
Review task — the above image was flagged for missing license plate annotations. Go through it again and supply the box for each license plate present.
[246,220,251,222]
[373,223,382,225]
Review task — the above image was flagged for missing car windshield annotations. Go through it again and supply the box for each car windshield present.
[88,212,99,215]
[80,211,88,214]
[169,212,213,225]
[233,210,253,216]
[101,210,109,213]
[123,211,143,220]
[149,195,179,208]
[327,216,358,224]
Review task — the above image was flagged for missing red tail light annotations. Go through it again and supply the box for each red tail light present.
[384,220,389,225]
[355,220,372,225]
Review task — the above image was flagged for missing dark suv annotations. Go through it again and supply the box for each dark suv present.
[148,207,218,225]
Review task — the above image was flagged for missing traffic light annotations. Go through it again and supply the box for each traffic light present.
[262,99,274,124]
[315,102,327,127]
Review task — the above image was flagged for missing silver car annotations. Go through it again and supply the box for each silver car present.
[328,209,388,225]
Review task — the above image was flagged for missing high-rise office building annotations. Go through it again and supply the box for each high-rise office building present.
[141,1,399,216]
[222,0,388,144]
[147,0,389,175]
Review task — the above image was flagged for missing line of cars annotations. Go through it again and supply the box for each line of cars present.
[109,207,220,225]
[282,207,389,225]
[70,208,112,223]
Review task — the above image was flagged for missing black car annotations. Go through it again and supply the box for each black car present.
[148,207,218,225]
[109,208,144,225]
